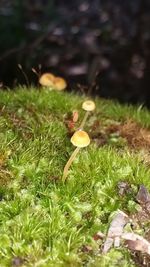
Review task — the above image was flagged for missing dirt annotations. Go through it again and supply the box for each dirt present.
[107,120,150,150]
[90,118,150,154]
[0,152,12,188]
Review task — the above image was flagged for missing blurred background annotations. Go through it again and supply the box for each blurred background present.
[0,0,150,105]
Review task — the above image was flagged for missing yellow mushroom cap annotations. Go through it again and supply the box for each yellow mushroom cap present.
[82,100,96,111]
[71,130,90,148]
[54,77,67,91]
[39,73,55,86]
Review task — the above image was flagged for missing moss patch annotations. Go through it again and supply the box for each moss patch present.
[0,87,150,266]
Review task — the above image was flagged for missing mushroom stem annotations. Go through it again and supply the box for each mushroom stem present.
[62,147,80,182]
[79,111,90,129]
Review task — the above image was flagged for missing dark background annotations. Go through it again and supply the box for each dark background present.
[0,0,150,105]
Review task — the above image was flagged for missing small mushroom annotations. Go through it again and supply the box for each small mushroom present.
[80,100,96,129]
[39,73,67,91]
[62,130,90,181]
[39,73,55,87]
[54,77,67,91]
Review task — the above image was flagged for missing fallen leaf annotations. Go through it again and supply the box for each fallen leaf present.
[122,233,150,256]
[103,210,129,253]
[117,181,131,196]
[67,120,75,131]
[93,231,105,241]
[136,185,150,205]
[72,110,79,122]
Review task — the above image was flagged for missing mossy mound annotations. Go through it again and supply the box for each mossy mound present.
[0,87,150,266]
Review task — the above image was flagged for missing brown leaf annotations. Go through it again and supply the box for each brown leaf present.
[93,231,105,241]
[117,181,131,196]
[136,185,150,205]
[67,120,75,130]
[122,233,150,256]
[72,110,79,122]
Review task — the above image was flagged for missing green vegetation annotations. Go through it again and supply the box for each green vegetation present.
[0,87,150,266]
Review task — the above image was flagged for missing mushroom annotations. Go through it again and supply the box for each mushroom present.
[39,73,67,91]
[54,77,67,91]
[39,73,55,88]
[79,100,96,129]
[62,130,90,181]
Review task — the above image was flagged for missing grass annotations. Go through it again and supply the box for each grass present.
[0,87,150,266]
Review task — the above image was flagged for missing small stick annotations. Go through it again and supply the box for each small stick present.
[31,68,39,77]
[18,64,29,87]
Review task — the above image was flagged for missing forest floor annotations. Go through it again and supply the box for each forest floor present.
[0,87,150,266]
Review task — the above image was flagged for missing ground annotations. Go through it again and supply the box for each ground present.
[0,87,150,267]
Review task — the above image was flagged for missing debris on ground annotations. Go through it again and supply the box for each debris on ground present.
[130,185,150,227]
[122,232,150,256]
[136,185,150,209]
[93,231,105,241]
[91,119,150,153]
[107,120,150,150]
[101,207,150,257]
[117,181,131,196]
[102,211,129,253]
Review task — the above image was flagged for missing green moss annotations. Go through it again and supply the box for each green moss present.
[0,87,149,266]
